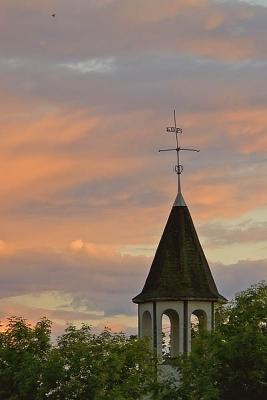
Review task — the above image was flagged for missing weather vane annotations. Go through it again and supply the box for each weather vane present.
[159,110,200,194]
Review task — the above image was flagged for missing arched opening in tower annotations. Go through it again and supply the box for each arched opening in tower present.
[161,309,179,357]
[162,314,171,356]
[191,309,208,340]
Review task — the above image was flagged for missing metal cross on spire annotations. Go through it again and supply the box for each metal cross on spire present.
[159,110,200,194]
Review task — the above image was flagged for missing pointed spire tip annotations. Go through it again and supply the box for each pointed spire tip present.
[173,192,186,207]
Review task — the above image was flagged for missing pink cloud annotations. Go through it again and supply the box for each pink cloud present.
[0,0,267,333]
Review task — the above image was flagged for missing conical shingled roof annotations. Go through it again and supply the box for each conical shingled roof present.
[133,193,226,303]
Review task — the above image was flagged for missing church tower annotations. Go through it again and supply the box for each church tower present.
[132,112,226,357]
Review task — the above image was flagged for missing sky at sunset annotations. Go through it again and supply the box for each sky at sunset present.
[1,0,267,335]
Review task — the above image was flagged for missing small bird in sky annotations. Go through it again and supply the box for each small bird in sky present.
[51,13,56,17]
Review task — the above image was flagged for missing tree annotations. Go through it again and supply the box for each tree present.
[0,316,52,400]
[0,319,158,399]
[0,282,266,399]
[39,325,157,400]
[176,281,267,400]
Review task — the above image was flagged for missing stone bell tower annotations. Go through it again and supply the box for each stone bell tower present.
[132,112,226,357]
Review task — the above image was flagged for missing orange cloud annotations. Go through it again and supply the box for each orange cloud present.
[225,108,267,153]
[117,0,207,24]
[205,11,225,30]
[70,240,118,259]
[1,0,267,334]
[0,240,12,255]
[0,101,149,204]
[1,93,267,249]
[187,174,267,221]
[185,37,255,61]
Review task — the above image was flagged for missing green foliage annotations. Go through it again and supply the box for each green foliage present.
[0,319,156,400]
[0,317,52,400]
[176,281,267,400]
[39,325,156,399]
[0,282,266,399]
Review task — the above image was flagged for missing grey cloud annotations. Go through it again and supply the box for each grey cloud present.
[59,57,117,74]
[0,246,266,318]
[211,259,267,299]
[199,220,267,247]
[36,307,105,321]
[1,0,267,63]
[2,53,267,114]
[0,247,149,317]
[9,174,167,218]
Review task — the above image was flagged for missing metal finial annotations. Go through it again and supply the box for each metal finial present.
[159,110,199,194]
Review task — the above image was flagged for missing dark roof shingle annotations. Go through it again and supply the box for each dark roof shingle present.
[133,198,226,303]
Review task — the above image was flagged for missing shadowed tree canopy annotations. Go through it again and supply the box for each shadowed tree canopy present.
[0,319,158,400]
[0,282,266,400]
[172,281,267,400]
